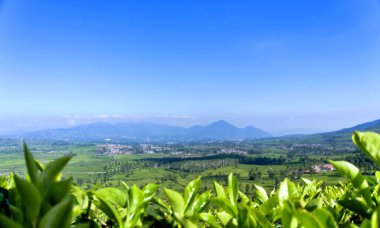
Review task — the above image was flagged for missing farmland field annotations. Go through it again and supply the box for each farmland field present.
[0,139,357,195]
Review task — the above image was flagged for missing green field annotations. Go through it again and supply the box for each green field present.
[0,141,348,196]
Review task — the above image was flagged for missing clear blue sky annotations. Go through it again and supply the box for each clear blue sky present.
[0,0,380,133]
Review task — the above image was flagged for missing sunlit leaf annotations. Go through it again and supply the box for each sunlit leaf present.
[213,181,226,198]
[278,178,298,206]
[142,183,158,197]
[311,208,338,228]
[23,143,39,184]
[200,212,222,228]
[371,207,380,228]
[95,187,126,207]
[93,193,123,227]
[164,188,185,219]
[228,173,238,206]
[212,197,237,217]
[259,194,279,215]
[305,198,322,211]
[183,177,201,213]
[254,184,268,203]
[353,131,380,167]
[216,211,233,226]
[189,190,211,215]
[301,177,312,185]
[129,185,144,215]
[238,190,250,204]
[329,160,372,206]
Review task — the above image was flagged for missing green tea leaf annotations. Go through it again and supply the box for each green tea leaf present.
[278,178,298,206]
[153,197,171,213]
[0,214,22,228]
[311,208,338,228]
[14,175,41,226]
[141,183,158,205]
[353,131,380,167]
[121,181,130,208]
[39,196,73,228]
[93,193,123,227]
[9,205,24,223]
[142,183,158,197]
[42,156,72,183]
[228,173,238,206]
[95,187,126,208]
[296,210,323,228]
[35,160,45,172]
[376,171,380,182]
[361,219,371,228]
[281,204,297,228]
[259,194,279,215]
[371,207,380,228]
[238,190,250,204]
[248,208,272,228]
[301,177,312,185]
[254,184,268,203]
[23,143,39,184]
[180,218,198,228]
[213,181,226,198]
[338,196,371,218]
[216,211,233,226]
[238,205,250,227]
[329,160,372,206]
[183,177,201,213]
[305,198,322,211]
[129,185,144,212]
[40,177,72,214]
[189,190,211,215]
[212,197,237,217]
[199,212,222,228]
[164,188,185,218]
[121,181,130,191]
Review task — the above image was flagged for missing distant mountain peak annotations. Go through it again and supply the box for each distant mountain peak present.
[207,120,236,127]
[244,125,259,130]
[212,120,230,124]
[209,120,230,124]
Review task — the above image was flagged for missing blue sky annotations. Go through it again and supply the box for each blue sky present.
[0,0,380,133]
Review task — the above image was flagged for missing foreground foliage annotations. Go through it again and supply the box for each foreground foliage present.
[0,131,379,227]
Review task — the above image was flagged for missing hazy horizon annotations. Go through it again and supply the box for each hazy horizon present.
[0,114,379,136]
[1,1,380,134]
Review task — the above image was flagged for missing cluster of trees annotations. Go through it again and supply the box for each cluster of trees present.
[140,159,239,172]
[239,156,286,165]
[248,168,262,180]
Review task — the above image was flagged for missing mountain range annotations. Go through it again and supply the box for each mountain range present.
[17,120,271,141]
[7,118,380,143]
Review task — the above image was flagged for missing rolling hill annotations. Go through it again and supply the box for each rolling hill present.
[274,118,380,145]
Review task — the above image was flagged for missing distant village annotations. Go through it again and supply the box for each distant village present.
[95,142,338,174]
[311,164,335,173]
[95,143,247,156]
